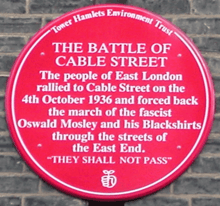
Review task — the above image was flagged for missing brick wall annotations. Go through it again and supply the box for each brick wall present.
[0,0,219,206]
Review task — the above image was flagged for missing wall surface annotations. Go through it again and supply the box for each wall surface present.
[0,0,219,206]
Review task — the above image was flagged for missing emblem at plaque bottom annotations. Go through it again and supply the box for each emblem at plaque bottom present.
[101,170,117,188]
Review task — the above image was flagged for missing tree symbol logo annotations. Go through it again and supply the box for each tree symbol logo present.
[101,170,117,188]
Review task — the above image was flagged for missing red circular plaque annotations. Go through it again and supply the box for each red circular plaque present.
[6,5,214,201]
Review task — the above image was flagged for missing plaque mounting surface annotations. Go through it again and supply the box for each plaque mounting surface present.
[6,5,214,201]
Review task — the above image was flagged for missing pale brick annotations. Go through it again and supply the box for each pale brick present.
[202,138,220,153]
[213,75,220,93]
[211,117,220,133]
[192,0,220,15]
[0,116,8,132]
[0,0,25,14]
[127,0,190,15]
[0,176,39,193]
[0,96,4,112]
[0,37,25,53]
[205,57,220,74]
[0,155,23,172]
[193,37,220,52]
[0,56,16,72]
[0,18,42,33]
[175,18,220,34]
[0,77,8,92]
[41,180,59,193]
[29,0,92,14]
[24,196,87,206]
[125,197,188,206]
[192,198,220,206]
[174,176,220,194]
[191,156,220,173]
[0,197,21,206]
[0,133,16,152]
